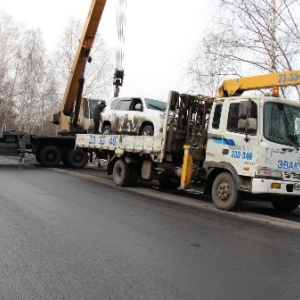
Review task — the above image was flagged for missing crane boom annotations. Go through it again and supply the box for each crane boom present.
[55,0,107,131]
[218,70,300,97]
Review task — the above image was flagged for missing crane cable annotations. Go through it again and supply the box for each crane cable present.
[114,0,127,97]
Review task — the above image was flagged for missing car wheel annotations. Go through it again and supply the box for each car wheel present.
[141,124,154,136]
[103,125,111,135]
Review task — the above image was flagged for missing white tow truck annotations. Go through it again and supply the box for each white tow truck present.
[75,71,300,212]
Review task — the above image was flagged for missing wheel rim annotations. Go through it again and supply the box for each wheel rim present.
[74,153,82,162]
[47,152,56,162]
[142,126,153,136]
[217,181,231,201]
[103,127,111,135]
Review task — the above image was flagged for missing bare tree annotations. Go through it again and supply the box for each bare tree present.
[186,0,300,98]
[0,13,114,135]
[84,38,115,99]
[0,11,22,131]
[11,28,61,134]
[0,11,61,135]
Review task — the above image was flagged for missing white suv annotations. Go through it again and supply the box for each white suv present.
[101,97,166,136]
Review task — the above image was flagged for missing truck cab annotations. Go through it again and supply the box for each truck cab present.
[79,97,103,133]
[203,95,300,211]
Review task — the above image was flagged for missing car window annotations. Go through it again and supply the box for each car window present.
[109,98,121,110]
[144,98,166,111]
[117,100,132,111]
[130,98,143,111]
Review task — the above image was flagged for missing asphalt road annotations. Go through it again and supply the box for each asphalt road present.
[0,157,299,300]
[76,161,300,224]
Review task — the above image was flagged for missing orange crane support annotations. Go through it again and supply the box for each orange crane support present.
[218,70,300,98]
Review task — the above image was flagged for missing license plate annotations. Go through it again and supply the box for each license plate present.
[294,183,300,190]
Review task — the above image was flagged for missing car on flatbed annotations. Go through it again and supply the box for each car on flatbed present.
[101,96,167,136]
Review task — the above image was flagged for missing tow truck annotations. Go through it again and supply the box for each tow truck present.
[75,70,300,212]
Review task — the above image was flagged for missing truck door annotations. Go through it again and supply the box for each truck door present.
[206,98,259,177]
[81,98,99,132]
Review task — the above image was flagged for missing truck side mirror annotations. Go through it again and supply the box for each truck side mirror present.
[238,118,257,132]
[238,100,257,139]
[238,101,248,119]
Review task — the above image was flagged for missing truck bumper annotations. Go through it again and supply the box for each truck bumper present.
[252,178,300,195]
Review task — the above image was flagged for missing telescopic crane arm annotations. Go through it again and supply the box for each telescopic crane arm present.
[218,70,300,98]
[56,0,107,131]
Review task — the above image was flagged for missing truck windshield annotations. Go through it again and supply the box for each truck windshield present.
[264,102,300,148]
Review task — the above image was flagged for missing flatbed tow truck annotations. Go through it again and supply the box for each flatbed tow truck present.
[75,70,300,212]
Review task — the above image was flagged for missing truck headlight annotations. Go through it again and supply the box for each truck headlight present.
[257,167,282,179]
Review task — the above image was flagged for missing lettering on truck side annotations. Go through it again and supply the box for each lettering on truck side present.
[278,72,300,83]
[99,136,105,145]
[231,150,253,160]
[89,135,96,145]
[108,136,118,147]
[278,160,300,171]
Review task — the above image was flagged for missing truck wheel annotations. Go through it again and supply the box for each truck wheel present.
[39,145,61,168]
[212,172,241,211]
[113,159,131,187]
[141,124,154,136]
[271,197,300,212]
[66,149,89,168]
[159,179,180,189]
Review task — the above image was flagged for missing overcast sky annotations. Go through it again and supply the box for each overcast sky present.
[0,0,214,100]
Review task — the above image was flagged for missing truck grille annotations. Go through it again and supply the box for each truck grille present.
[284,171,300,181]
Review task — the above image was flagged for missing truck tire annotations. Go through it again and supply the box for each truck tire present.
[39,145,61,168]
[271,197,300,212]
[212,172,241,211]
[66,149,89,168]
[113,159,131,187]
